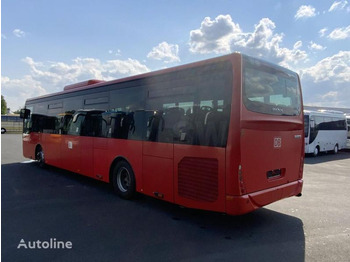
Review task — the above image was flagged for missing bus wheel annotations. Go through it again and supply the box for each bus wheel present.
[112,161,136,200]
[36,146,45,168]
[333,144,338,154]
[313,146,319,157]
[1,128,6,134]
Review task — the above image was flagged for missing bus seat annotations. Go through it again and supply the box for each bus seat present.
[161,107,185,142]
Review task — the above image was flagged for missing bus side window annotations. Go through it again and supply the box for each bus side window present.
[81,113,103,137]
[160,107,184,143]
[61,115,73,134]
[127,110,149,141]
[104,111,136,139]
[112,112,127,139]
[23,117,33,134]
[31,114,44,133]
[146,110,166,142]
[42,116,58,134]
[67,114,85,136]
[101,114,109,138]
[122,112,135,139]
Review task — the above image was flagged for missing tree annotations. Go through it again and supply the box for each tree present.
[1,95,8,114]
[13,108,22,114]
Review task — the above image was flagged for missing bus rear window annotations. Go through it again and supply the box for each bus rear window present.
[243,56,301,116]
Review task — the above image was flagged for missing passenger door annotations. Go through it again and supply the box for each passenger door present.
[80,111,105,178]
[61,113,86,173]
[142,111,174,202]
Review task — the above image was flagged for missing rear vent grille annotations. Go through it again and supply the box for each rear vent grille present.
[178,157,218,202]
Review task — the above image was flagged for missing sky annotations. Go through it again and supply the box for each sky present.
[1,0,350,111]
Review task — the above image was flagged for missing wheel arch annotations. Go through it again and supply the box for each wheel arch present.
[313,145,320,157]
[35,144,43,159]
[109,156,133,184]
[334,143,339,153]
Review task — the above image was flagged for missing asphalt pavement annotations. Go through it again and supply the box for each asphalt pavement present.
[2,134,350,261]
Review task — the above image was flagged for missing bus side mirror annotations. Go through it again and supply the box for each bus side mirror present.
[20,109,30,119]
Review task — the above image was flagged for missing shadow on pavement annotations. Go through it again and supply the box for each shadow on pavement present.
[2,162,305,262]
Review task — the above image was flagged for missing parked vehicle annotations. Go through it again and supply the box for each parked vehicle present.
[1,114,22,134]
[346,115,350,149]
[304,110,347,156]
[20,53,304,215]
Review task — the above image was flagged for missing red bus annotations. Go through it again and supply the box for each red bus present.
[20,53,304,215]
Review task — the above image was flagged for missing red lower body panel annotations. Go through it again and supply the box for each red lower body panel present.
[225,179,303,215]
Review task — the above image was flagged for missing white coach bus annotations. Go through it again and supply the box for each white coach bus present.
[347,115,350,149]
[304,110,347,156]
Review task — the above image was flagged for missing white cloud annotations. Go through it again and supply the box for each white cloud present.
[320,91,338,100]
[189,15,308,68]
[1,75,47,111]
[327,25,350,40]
[302,51,350,83]
[104,58,150,77]
[319,28,328,37]
[13,29,25,38]
[295,5,316,20]
[189,15,242,54]
[109,49,122,56]
[236,18,279,50]
[22,56,150,84]
[329,1,348,12]
[147,42,180,63]
[1,57,150,111]
[234,19,308,67]
[308,41,326,51]
[301,51,350,107]
[293,41,302,50]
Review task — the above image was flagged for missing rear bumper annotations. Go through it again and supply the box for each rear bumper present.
[225,179,303,215]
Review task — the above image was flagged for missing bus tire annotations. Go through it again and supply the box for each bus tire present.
[36,146,46,168]
[313,146,319,157]
[333,144,338,154]
[112,161,136,200]
[1,128,6,134]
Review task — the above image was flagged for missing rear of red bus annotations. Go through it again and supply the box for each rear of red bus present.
[225,55,304,215]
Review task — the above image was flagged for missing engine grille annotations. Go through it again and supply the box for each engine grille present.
[178,157,218,202]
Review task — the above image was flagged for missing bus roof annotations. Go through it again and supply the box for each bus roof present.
[304,110,346,118]
[26,53,242,103]
[25,52,301,104]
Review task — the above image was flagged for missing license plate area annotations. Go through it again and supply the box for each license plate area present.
[267,168,285,179]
